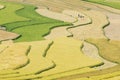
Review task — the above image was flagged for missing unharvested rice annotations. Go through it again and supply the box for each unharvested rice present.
[103,76,120,80]
[40,37,102,76]
[4,67,96,80]
[0,44,8,54]
[14,40,54,74]
[86,38,120,64]
[90,70,120,80]
[0,40,54,78]
[0,37,102,80]
[39,67,96,80]
[75,0,120,40]
[87,0,120,14]
[0,43,30,70]
[1,40,13,45]
[73,70,120,80]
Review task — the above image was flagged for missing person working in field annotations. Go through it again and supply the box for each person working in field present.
[78,14,84,18]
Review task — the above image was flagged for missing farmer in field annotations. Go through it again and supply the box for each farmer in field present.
[78,14,84,18]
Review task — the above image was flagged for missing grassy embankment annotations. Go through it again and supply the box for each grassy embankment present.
[84,0,120,10]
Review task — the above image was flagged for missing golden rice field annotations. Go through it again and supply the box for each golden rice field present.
[0,0,120,80]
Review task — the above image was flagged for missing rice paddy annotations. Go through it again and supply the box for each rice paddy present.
[0,0,120,80]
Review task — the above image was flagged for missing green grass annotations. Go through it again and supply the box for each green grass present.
[0,1,29,25]
[0,1,71,42]
[12,23,70,42]
[84,0,120,10]
[3,3,69,31]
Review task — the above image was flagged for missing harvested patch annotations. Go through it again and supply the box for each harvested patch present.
[0,43,30,70]
[80,0,120,40]
[69,10,109,40]
[0,4,4,9]
[1,40,13,45]
[104,19,120,40]
[44,9,91,40]
[86,38,120,64]
[62,10,91,26]
[44,26,72,40]
[71,0,120,40]
[29,0,85,12]
[36,8,76,23]
[82,42,117,70]
[0,30,19,41]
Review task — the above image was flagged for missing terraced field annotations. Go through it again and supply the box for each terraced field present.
[0,0,120,80]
